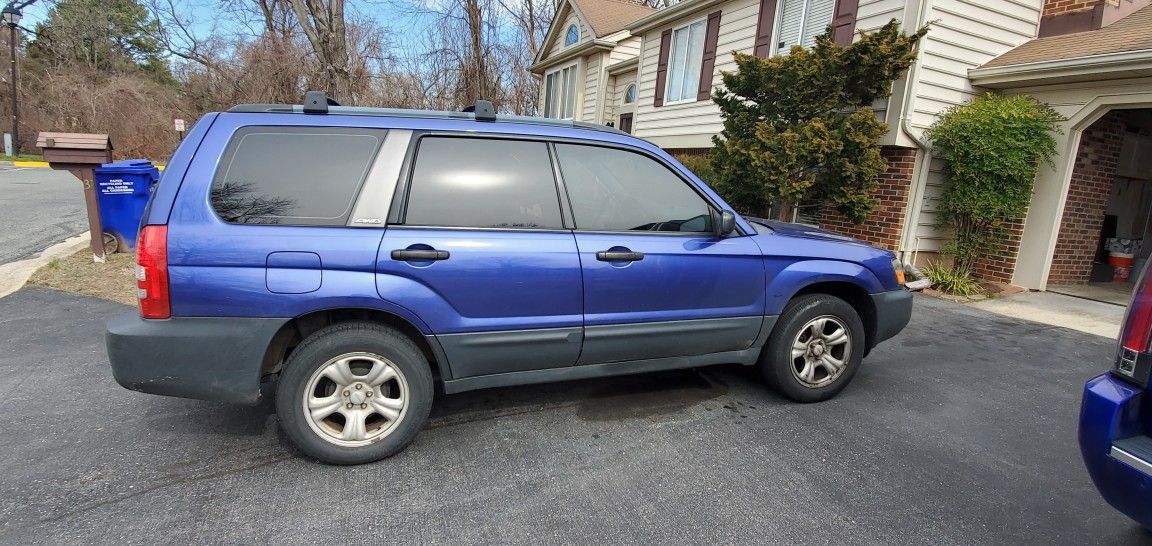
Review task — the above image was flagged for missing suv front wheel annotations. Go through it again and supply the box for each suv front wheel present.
[759,294,866,403]
[275,322,434,465]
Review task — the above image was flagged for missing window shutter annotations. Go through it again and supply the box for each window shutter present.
[831,0,860,46]
[654,29,672,107]
[697,11,722,102]
[753,0,779,57]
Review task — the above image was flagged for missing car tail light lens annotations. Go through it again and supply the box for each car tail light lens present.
[1114,262,1152,385]
[136,225,170,319]
[1120,265,1152,354]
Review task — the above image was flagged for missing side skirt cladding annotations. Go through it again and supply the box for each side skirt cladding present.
[435,316,777,394]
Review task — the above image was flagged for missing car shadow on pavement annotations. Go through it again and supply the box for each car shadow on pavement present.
[141,389,277,437]
[424,363,784,430]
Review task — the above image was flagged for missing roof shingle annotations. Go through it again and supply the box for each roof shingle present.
[981,4,1152,68]
[570,0,656,37]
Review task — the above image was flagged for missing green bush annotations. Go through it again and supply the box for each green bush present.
[923,262,983,297]
[924,94,1063,273]
[673,153,717,186]
[709,20,928,222]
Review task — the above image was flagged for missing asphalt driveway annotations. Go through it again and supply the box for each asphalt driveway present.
[0,167,87,265]
[0,288,1147,544]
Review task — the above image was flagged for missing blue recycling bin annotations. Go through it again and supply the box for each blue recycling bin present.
[94,160,161,252]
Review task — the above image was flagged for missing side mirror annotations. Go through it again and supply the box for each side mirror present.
[714,209,736,237]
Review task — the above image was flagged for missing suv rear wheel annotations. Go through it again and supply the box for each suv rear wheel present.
[275,322,433,465]
[759,294,865,403]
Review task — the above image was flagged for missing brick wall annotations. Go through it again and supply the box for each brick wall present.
[1047,111,1125,285]
[972,218,1026,284]
[817,146,917,251]
[1043,0,1102,17]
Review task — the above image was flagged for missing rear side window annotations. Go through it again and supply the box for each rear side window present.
[554,144,713,232]
[211,127,385,225]
[403,137,563,229]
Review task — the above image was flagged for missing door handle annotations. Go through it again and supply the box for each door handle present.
[596,251,644,262]
[391,249,450,261]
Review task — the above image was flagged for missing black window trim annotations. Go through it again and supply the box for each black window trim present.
[390,131,747,237]
[209,125,387,227]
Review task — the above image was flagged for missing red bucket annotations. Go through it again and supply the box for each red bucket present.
[1109,252,1136,283]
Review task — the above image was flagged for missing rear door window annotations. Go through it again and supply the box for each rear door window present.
[403,137,563,229]
[211,126,385,225]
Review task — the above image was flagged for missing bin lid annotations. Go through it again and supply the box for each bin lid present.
[95,159,157,174]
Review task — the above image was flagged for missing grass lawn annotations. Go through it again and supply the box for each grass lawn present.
[27,249,136,306]
[1,153,45,162]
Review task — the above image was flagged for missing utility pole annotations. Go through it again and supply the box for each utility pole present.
[2,2,23,156]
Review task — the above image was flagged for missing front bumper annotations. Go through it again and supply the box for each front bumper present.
[106,312,287,405]
[1080,373,1152,528]
[870,289,913,346]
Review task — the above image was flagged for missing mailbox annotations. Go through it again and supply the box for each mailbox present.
[35,132,114,261]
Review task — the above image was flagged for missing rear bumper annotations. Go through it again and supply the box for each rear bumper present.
[870,289,913,345]
[105,312,287,405]
[1080,373,1152,528]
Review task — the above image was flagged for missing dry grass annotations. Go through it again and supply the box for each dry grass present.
[27,249,137,306]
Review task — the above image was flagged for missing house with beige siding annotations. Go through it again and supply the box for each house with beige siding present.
[531,0,1152,301]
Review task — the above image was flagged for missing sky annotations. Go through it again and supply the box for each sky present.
[15,0,448,52]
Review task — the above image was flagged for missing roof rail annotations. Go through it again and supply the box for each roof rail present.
[461,100,496,122]
[303,91,341,114]
[226,92,627,136]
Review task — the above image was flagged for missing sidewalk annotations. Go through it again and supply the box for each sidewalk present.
[967,290,1125,339]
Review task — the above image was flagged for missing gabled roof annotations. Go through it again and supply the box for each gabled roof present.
[532,0,653,69]
[980,4,1152,69]
[571,0,655,38]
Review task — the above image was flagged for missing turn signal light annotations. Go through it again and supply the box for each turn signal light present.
[137,225,170,319]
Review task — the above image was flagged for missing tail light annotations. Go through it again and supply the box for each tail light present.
[1115,262,1152,385]
[136,225,170,319]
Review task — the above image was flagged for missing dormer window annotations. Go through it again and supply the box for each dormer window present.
[565,24,579,46]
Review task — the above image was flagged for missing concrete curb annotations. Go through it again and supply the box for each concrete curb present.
[0,233,92,298]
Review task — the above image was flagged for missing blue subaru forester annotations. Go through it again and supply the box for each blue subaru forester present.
[106,93,912,464]
[1080,257,1152,528]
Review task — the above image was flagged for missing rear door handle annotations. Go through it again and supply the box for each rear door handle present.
[391,249,450,261]
[596,251,644,262]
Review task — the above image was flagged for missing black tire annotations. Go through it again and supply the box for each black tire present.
[759,294,866,403]
[275,321,434,465]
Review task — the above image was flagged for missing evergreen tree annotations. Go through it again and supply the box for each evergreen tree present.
[710,20,927,222]
[27,0,172,83]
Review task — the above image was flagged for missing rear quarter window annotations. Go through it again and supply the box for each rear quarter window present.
[211,126,386,225]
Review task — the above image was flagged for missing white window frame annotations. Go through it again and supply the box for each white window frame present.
[771,0,836,56]
[663,17,708,106]
[544,62,579,120]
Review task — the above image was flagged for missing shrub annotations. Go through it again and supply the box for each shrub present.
[923,262,983,297]
[673,153,717,187]
[709,20,928,222]
[924,94,1063,273]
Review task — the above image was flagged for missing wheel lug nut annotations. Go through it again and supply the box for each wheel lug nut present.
[360,403,367,409]
[346,403,354,409]
[355,384,363,390]
[366,390,373,397]
[342,390,350,397]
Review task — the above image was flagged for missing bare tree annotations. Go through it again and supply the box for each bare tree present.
[287,0,352,100]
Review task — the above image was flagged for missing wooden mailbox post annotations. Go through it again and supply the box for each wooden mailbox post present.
[35,132,113,262]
